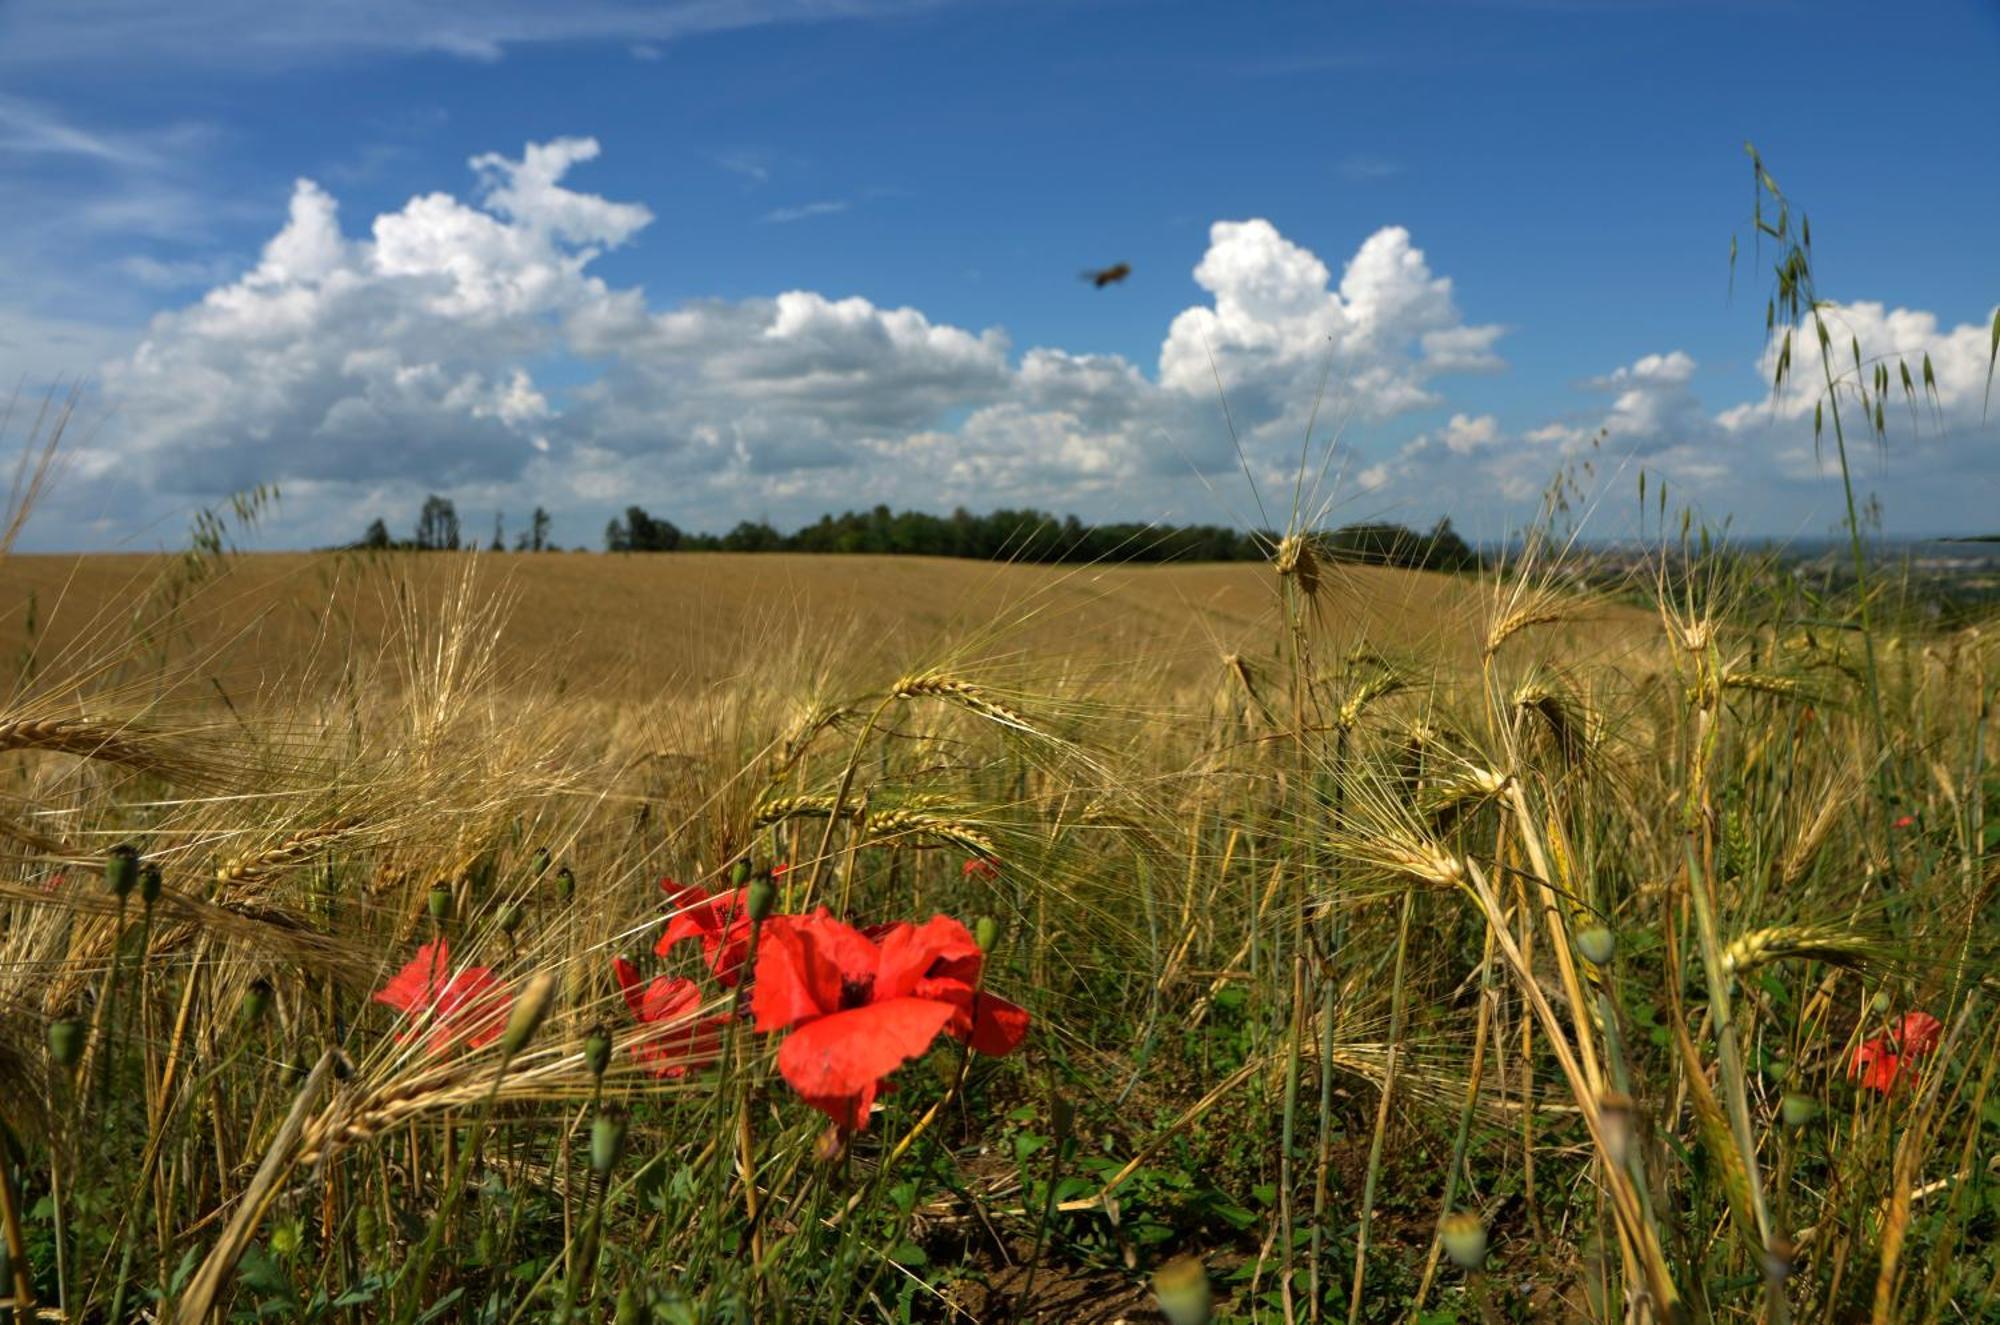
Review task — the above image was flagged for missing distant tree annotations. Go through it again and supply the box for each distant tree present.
[490,512,505,552]
[359,517,392,550]
[605,516,629,552]
[530,506,552,553]
[415,495,460,551]
[619,505,683,552]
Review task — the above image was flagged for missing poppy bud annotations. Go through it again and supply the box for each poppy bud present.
[591,1108,627,1176]
[615,1283,643,1325]
[354,1203,378,1252]
[584,1024,612,1079]
[1439,1211,1488,1270]
[105,843,139,899]
[139,863,163,906]
[531,846,551,876]
[1780,1093,1818,1127]
[745,874,777,923]
[501,972,556,1058]
[1574,924,1615,967]
[47,1017,86,1071]
[1152,1255,1212,1325]
[498,902,523,937]
[240,978,273,1027]
[1051,1095,1076,1145]
[428,884,453,924]
[730,858,752,886]
[974,915,1001,954]
[556,866,576,903]
[1870,989,1891,1014]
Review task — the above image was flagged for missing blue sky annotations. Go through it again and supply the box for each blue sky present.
[2,0,1997,551]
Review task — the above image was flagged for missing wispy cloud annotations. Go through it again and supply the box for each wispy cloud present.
[718,150,772,185]
[760,199,848,224]
[0,0,958,69]
[1339,154,1403,182]
[0,94,162,167]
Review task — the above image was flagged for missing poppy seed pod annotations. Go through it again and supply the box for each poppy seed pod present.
[729,858,752,886]
[241,978,273,1027]
[1780,1093,1818,1127]
[139,863,163,906]
[47,1017,86,1071]
[974,915,1001,954]
[427,884,453,924]
[531,845,551,876]
[501,972,557,1058]
[1574,924,1616,967]
[1439,1211,1489,1270]
[745,874,777,923]
[591,1108,627,1176]
[1151,1255,1212,1325]
[497,902,523,937]
[584,1024,612,1079]
[556,866,576,902]
[105,843,140,899]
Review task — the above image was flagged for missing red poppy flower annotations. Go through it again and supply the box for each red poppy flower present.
[1895,1010,1942,1056]
[1892,814,1916,830]
[655,880,755,986]
[611,957,725,1078]
[1850,1010,1944,1094]
[1850,1036,1902,1093]
[962,857,1000,881]
[374,939,511,1053]
[750,910,1029,1132]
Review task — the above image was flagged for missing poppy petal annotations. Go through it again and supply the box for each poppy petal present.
[751,918,834,1031]
[612,957,647,1019]
[964,991,1030,1057]
[375,939,451,1013]
[875,915,981,1000]
[1897,1011,1942,1057]
[776,997,956,1103]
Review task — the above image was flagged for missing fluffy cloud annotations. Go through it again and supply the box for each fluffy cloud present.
[67,138,1509,544]
[1365,305,2000,533]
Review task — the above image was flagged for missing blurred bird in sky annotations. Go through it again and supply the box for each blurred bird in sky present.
[1083,262,1132,288]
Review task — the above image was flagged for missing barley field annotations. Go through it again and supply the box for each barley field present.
[0,516,1993,1325]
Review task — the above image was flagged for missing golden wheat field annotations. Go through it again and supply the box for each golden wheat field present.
[0,550,1655,701]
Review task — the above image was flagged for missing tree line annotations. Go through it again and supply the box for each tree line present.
[354,496,1479,571]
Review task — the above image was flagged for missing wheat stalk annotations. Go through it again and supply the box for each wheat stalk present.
[215,815,365,890]
[1721,925,1877,976]
[890,671,1039,735]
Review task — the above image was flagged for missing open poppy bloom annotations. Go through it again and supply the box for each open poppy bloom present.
[611,957,725,1078]
[374,939,512,1053]
[751,910,1029,1133]
[655,880,755,986]
[1850,1009,1943,1094]
[961,857,1000,881]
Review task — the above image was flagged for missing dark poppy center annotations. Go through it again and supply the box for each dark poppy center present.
[839,975,875,1009]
